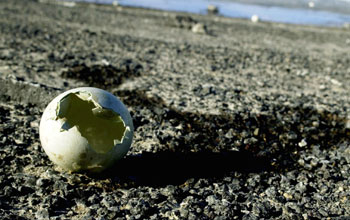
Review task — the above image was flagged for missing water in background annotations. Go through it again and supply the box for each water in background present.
[70,0,350,27]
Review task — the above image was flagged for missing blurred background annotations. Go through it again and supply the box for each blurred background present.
[64,0,350,27]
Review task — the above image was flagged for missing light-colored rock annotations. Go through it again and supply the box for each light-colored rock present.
[191,23,207,34]
[251,14,259,23]
[308,1,315,8]
[207,5,219,14]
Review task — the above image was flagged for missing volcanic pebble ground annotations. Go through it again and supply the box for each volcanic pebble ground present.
[1,0,350,219]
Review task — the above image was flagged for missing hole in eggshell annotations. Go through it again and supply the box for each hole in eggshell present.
[55,92,127,154]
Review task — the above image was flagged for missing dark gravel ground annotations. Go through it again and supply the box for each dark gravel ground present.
[1,0,350,219]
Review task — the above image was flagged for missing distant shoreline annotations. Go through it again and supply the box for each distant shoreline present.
[220,0,350,15]
[65,0,350,27]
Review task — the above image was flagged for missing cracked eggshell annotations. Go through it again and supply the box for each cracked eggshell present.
[39,87,134,173]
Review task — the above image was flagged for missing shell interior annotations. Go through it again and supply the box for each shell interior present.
[55,91,127,154]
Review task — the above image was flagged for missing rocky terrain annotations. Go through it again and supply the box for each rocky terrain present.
[1,0,350,219]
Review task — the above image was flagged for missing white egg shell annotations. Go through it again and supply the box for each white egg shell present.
[39,87,134,173]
